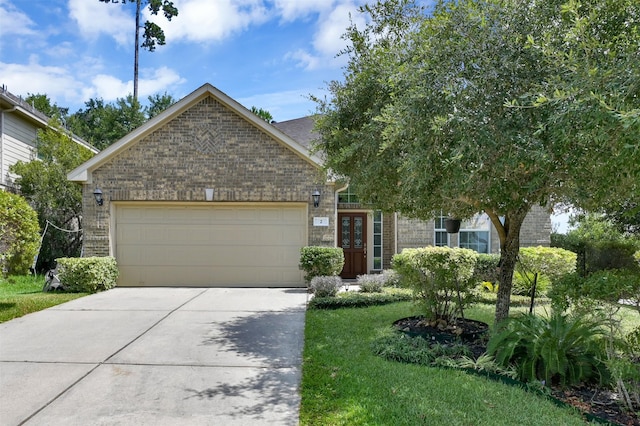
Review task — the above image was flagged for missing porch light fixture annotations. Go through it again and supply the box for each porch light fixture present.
[312,190,321,208]
[93,188,104,206]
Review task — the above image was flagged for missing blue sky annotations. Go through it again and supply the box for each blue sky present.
[0,0,573,231]
[0,0,373,121]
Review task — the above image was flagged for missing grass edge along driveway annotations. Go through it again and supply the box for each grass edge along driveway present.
[0,275,88,323]
[299,301,590,426]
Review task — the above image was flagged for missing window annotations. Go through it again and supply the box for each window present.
[459,214,490,253]
[434,214,449,247]
[338,187,359,203]
[373,211,383,270]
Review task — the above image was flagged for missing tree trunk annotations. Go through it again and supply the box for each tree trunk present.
[487,208,529,325]
[133,0,141,101]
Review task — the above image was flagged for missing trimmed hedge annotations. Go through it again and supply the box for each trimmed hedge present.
[57,256,119,293]
[308,290,413,309]
[299,246,344,283]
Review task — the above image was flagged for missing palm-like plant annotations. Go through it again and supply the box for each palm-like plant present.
[488,313,609,387]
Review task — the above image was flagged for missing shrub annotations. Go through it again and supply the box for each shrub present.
[392,246,478,322]
[309,275,342,297]
[299,246,344,283]
[550,269,640,313]
[308,289,413,309]
[57,256,119,293]
[517,246,576,284]
[488,313,608,387]
[0,191,40,275]
[357,274,384,293]
[381,269,401,287]
[473,253,501,285]
[512,271,551,297]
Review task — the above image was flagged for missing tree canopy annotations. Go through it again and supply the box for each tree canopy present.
[10,121,95,271]
[313,0,640,323]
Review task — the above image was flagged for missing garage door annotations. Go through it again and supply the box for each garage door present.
[115,203,307,287]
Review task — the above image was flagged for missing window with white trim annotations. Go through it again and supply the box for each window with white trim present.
[434,214,450,247]
[373,211,383,270]
[338,187,359,203]
[459,214,490,253]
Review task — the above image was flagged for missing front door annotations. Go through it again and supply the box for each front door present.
[338,212,367,279]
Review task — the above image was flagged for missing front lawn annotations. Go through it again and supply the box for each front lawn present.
[300,300,594,426]
[0,275,88,323]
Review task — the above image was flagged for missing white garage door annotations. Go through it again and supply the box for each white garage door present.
[115,203,307,287]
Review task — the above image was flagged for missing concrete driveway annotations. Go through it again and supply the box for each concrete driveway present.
[0,287,308,425]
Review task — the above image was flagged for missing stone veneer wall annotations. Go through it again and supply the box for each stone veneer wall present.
[82,96,334,256]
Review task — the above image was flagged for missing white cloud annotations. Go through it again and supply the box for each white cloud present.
[284,1,363,70]
[68,0,132,46]
[138,67,186,98]
[0,0,37,36]
[0,59,84,103]
[272,0,335,22]
[149,0,269,43]
[86,66,186,101]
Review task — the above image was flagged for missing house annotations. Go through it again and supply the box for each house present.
[0,86,97,191]
[68,83,551,287]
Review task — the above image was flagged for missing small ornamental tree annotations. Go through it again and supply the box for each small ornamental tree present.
[0,191,40,275]
[10,120,94,271]
[392,247,478,323]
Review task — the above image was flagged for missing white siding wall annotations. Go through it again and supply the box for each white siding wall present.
[2,112,37,187]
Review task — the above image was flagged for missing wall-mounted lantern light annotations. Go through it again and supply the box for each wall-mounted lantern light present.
[93,188,104,206]
[312,190,321,208]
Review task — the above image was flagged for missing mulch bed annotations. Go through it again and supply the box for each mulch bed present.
[393,316,639,426]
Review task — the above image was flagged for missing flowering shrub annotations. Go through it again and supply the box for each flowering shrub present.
[357,274,384,293]
[310,275,342,297]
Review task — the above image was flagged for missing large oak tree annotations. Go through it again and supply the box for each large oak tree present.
[313,0,640,323]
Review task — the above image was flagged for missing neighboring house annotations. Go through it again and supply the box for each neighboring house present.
[0,86,97,191]
[68,83,550,287]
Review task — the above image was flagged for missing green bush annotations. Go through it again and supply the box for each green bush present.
[57,256,119,293]
[488,313,608,387]
[473,253,501,285]
[550,269,640,313]
[552,215,639,275]
[307,289,413,309]
[380,269,401,287]
[517,246,576,283]
[309,275,342,297]
[512,271,552,297]
[0,191,40,275]
[392,246,478,322]
[357,274,384,293]
[299,246,344,283]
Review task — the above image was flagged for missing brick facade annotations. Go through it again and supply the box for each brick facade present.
[81,95,333,256]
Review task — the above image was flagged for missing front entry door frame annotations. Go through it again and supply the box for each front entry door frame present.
[338,212,368,279]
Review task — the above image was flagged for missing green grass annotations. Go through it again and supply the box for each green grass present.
[0,275,88,323]
[300,300,595,426]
